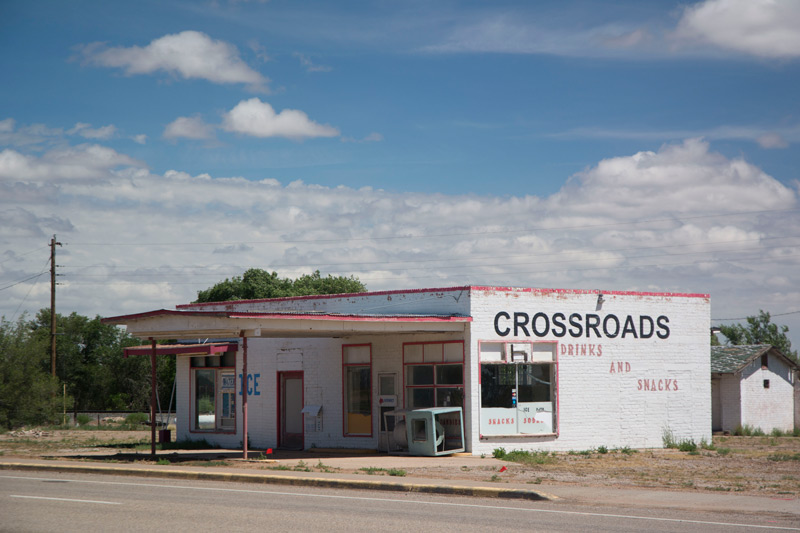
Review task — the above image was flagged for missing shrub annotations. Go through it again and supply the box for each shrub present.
[76,414,91,426]
[597,446,608,454]
[677,439,697,452]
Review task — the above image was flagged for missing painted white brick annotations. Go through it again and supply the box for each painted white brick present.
[170,286,711,454]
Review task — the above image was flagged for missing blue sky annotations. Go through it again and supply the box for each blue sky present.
[1,0,799,348]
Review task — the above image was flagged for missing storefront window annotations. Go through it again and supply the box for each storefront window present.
[191,351,236,432]
[403,341,464,409]
[479,342,557,436]
[343,344,372,436]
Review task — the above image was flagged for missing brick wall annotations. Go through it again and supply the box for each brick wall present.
[467,288,711,454]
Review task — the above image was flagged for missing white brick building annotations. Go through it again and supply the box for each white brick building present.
[106,285,712,454]
[711,345,799,433]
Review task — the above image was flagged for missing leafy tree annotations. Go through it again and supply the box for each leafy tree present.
[0,314,61,429]
[195,269,366,303]
[718,310,798,362]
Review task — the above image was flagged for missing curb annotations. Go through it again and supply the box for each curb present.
[0,462,554,501]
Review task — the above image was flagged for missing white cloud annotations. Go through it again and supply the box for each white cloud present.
[163,116,215,140]
[674,0,800,58]
[0,118,15,133]
[756,132,788,149]
[132,134,148,145]
[68,122,117,140]
[0,135,798,347]
[79,30,269,91]
[293,52,332,72]
[341,132,384,143]
[0,145,144,183]
[221,98,339,140]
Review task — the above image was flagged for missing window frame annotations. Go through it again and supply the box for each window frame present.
[478,340,559,438]
[342,343,373,437]
[402,341,465,410]
[190,352,237,434]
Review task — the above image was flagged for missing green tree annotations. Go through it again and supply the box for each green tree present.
[195,269,366,303]
[718,310,798,362]
[0,314,61,429]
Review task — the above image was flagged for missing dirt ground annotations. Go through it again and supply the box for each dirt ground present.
[1,428,799,497]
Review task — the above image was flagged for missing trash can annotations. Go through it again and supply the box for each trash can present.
[158,429,171,444]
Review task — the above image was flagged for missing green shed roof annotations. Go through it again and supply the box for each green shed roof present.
[710,344,771,373]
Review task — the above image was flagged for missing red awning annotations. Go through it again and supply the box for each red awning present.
[123,342,238,358]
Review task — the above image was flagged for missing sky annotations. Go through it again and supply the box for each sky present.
[1,0,799,349]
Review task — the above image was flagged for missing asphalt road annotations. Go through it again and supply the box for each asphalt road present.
[1,472,798,532]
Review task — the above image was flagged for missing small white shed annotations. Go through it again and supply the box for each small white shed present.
[711,345,799,433]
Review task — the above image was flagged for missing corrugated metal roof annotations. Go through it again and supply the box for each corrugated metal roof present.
[710,344,770,373]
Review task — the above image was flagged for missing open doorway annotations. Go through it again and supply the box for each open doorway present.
[278,371,303,449]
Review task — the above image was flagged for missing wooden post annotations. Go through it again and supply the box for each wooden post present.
[150,338,157,458]
[241,331,248,460]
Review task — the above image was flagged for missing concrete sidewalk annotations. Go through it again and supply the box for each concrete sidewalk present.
[1,453,798,518]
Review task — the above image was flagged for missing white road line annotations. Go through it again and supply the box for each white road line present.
[10,495,120,505]
[1,474,798,531]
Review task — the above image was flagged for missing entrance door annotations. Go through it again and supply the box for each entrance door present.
[279,372,303,449]
[377,372,397,452]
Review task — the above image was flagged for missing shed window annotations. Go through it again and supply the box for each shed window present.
[479,342,557,436]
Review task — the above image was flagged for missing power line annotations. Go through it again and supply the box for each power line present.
[712,310,800,321]
[0,245,50,265]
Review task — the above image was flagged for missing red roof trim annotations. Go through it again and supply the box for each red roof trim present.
[176,285,708,309]
[469,286,709,298]
[123,343,238,357]
[227,312,471,322]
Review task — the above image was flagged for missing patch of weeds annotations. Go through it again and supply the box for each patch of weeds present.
[662,428,678,448]
[716,447,731,456]
[596,445,608,454]
[488,474,502,483]
[461,466,470,471]
[387,468,406,477]
[618,446,636,455]
[501,449,557,465]
[293,460,311,472]
[315,460,338,473]
[700,439,715,451]
[156,458,170,465]
[706,486,731,492]
[688,450,700,456]
[767,453,800,462]
[493,448,507,459]
[359,467,384,475]
[528,477,543,484]
[266,465,291,471]
[568,449,593,456]
[734,424,765,437]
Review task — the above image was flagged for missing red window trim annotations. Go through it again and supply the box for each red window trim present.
[342,343,373,438]
[402,340,465,409]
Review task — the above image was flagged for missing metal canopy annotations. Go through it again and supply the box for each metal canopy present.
[103,309,470,340]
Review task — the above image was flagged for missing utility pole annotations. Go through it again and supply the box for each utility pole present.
[50,235,62,377]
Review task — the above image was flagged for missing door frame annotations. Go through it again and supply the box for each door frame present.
[277,371,304,449]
